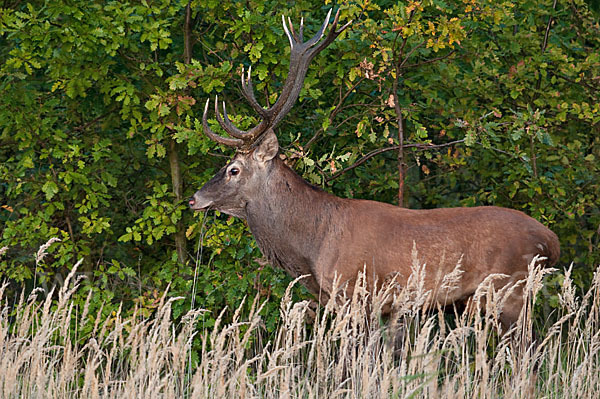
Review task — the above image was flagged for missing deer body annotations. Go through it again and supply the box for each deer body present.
[190,10,560,329]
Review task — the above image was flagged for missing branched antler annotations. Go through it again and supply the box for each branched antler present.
[202,9,352,151]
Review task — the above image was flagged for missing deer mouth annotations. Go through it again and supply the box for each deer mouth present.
[188,197,213,211]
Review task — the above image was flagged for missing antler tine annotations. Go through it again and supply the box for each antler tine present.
[218,95,272,147]
[240,66,269,119]
[312,9,352,54]
[282,15,295,49]
[202,98,243,148]
[266,8,350,129]
[215,98,249,139]
[304,8,332,48]
[288,17,299,42]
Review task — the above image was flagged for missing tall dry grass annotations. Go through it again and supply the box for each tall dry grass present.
[1,252,599,398]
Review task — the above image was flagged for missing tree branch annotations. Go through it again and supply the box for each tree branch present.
[400,48,457,69]
[550,72,599,96]
[71,107,116,133]
[540,0,558,55]
[326,139,465,182]
[398,40,425,68]
[184,1,193,64]
[304,76,367,151]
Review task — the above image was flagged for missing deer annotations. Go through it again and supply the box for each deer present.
[188,9,560,334]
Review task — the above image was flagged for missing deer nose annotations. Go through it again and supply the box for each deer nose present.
[188,197,196,207]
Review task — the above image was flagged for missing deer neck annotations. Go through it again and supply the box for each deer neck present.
[245,157,340,279]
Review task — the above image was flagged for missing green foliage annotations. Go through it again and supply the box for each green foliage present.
[1,0,599,335]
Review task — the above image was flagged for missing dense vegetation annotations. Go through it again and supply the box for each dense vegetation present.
[1,0,599,332]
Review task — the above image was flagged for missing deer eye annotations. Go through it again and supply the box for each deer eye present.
[229,167,240,176]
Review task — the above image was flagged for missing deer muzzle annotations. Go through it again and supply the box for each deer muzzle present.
[188,193,213,211]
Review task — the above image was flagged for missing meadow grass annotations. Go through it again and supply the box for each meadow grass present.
[1,253,599,398]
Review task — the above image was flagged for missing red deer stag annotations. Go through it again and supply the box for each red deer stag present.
[189,10,560,331]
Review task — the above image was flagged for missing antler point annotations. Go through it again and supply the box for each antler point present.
[282,14,294,49]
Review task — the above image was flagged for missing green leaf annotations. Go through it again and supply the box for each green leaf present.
[42,181,59,200]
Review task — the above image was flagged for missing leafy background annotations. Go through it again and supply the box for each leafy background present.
[1,0,599,332]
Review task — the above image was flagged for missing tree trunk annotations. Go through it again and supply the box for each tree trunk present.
[169,139,187,265]
[165,1,194,265]
[392,70,406,207]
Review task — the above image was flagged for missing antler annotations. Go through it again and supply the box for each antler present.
[203,9,352,151]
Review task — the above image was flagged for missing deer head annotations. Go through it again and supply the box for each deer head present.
[189,10,350,218]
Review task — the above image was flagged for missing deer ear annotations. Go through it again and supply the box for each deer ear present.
[253,129,279,163]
